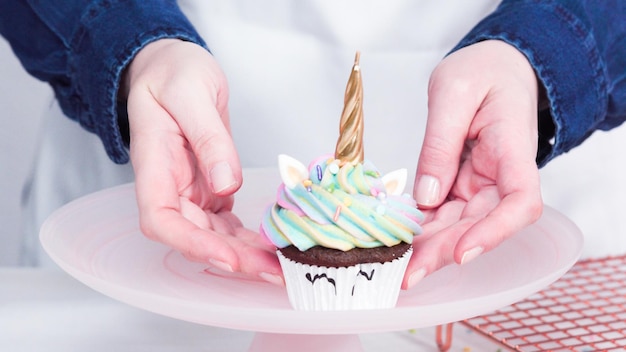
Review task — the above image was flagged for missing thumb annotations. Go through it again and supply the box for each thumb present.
[414,72,481,208]
[187,99,242,196]
[172,72,242,196]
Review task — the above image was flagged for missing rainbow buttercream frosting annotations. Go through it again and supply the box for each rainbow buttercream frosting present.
[260,154,424,252]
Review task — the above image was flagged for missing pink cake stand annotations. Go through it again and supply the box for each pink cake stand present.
[40,170,583,352]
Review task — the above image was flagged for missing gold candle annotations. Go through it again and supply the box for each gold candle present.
[335,51,364,165]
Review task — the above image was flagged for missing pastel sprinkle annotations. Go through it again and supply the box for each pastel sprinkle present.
[370,188,378,197]
[327,184,335,193]
[303,180,312,187]
[333,205,342,222]
[343,197,352,206]
[328,163,339,174]
[377,192,387,202]
[365,170,379,178]
[316,165,323,180]
[376,205,386,215]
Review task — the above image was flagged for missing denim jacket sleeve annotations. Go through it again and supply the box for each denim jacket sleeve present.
[451,0,626,167]
[0,0,206,164]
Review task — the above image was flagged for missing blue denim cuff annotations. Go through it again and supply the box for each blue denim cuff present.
[69,0,206,164]
[450,1,608,167]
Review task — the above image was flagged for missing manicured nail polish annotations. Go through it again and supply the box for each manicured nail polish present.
[461,246,484,265]
[209,258,233,272]
[407,268,426,289]
[260,272,284,286]
[415,175,440,206]
[210,161,237,193]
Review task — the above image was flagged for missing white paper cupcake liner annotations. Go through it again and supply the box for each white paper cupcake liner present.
[277,247,412,310]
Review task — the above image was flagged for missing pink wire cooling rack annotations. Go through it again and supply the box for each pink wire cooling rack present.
[437,254,626,352]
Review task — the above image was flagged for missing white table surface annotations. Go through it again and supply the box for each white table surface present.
[0,268,506,351]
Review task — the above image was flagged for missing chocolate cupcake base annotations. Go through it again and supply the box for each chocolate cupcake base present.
[278,242,412,267]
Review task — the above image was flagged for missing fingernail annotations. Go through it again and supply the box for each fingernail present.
[210,161,237,193]
[415,175,440,206]
[209,258,233,272]
[259,272,284,286]
[407,268,426,289]
[461,246,484,265]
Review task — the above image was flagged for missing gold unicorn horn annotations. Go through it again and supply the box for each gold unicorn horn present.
[335,51,364,165]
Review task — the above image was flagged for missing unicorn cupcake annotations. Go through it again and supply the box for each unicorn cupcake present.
[260,53,424,310]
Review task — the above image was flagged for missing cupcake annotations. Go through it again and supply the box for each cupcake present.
[259,52,424,310]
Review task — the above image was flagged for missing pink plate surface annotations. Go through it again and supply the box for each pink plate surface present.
[40,169,583,334]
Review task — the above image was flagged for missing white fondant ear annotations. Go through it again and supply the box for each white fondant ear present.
[278,154,309,189]
[381,169,407,195]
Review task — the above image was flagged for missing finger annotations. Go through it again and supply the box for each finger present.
[204,211,238,236]
[179,209,281,281]
[414,63,486,209]
[402,200,466,289]
[194,225,282,284]
[179,197,211,229]
[454,156,543,264]
[163,72,242,196]
[232,228,284,285]
[158,211,243,267]
[232,226,277,252]
[211,210,278,252]
[215,209,244,229]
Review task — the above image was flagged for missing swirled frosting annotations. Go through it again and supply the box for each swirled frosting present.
[260,155,424,252]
